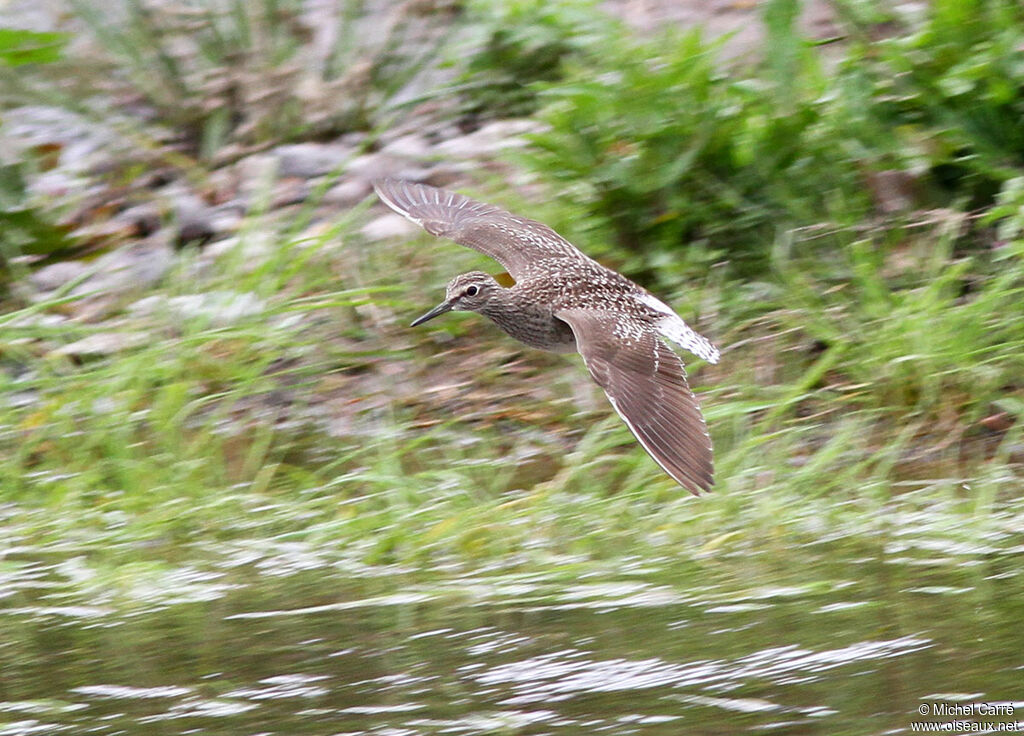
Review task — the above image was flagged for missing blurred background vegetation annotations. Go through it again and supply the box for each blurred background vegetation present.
[0,0,1021,571]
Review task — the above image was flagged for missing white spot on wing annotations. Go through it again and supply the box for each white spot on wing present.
[638,292,676,317]
[637,292,720,364]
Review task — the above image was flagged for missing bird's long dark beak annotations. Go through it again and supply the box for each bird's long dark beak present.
[411,299,454,327]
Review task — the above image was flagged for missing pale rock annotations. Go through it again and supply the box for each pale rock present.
[273,142,353,178]
[29,261,90,292]
[50,331,148,358]
[322,178,372,208]
[129,291,265,326]
[434,119,546,159]
[360,213,419,241]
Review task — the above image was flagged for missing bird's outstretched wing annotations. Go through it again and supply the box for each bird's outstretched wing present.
[556,308,714,494]
[373,179,585,280]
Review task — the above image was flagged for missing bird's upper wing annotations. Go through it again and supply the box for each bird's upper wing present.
[373,179,585,280]
[555,308,714,494]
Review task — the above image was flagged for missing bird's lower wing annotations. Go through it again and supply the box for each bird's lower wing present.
[556,308,714,494]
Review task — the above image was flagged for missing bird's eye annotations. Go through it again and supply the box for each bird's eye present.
[465,285,479,297]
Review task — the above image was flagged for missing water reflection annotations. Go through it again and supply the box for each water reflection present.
[474,636,930,704]
[1,537,1022,735]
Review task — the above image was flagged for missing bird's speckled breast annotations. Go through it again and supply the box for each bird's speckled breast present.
[482,302,577,353]
[481,287,578,353]
[488,261,656,354]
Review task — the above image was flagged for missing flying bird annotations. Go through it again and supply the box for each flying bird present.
[374,179,720,493]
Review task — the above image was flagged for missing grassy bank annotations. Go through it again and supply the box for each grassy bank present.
[0,0,1022,577]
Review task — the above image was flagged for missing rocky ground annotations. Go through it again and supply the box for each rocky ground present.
[604,0,842,55]
[0,0,914,445]
[7,103,544,326]
[2,0,855,326]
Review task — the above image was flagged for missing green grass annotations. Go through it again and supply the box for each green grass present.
[51,0,455,156]
[0,0,1021,581]
[517,20,865,280]
[0,188,1020,573]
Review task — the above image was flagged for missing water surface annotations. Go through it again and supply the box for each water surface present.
[2,532,1022,735]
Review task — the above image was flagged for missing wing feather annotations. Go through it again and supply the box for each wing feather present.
[373,179,584,279]
[556,308,714,494]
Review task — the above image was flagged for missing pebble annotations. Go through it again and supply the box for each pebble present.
[271,178,311,209]
[129,291,266,326]
[346,152,403,182]
[59,240,174,319]
[380,133,433,161]
[201,233,275,272]
[50,331,148,358]
[434,119,546,159]
[233,153,280,203]
[170,189,220,247]
[273,142,354,178]
[29,261,90,293]
[360,213,419,241]
[322,178,372,208]
[116,202,163,237]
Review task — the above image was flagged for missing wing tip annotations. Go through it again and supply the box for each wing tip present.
[656,444,714,496]
[373,178,432,231]
[372,177,402,209]
[372,177,408,209]
[370,177,398,195]
[607,392,715,496]
[677,470,715,496]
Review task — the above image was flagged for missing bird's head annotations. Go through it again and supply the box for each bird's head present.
[411,271,502,326]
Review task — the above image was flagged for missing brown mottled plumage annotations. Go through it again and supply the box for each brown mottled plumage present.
[373,179,720,494]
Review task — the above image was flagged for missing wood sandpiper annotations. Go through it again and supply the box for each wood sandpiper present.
[374,179,720,493]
